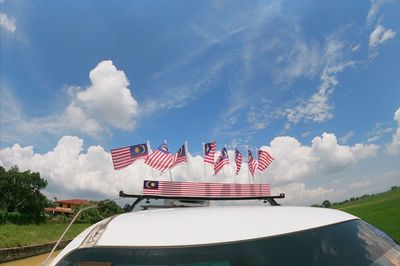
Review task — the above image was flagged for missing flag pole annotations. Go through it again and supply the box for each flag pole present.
[202,142,206,181]
[185,141,190,180]
[246,146,251,184]
[147,140,154,180]
[233,145,237,184]
[164,139,173,182]
[257,147,262,195]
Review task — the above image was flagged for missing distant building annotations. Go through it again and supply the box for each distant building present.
[45,199,89,215]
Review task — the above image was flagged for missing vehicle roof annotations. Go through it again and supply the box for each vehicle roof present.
[51,205,358,265]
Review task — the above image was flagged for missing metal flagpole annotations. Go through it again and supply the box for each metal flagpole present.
[185,141,190,180]
[202,142,206,181]
[164,139,173,182]
[147,140,154,180]
[222,145,226,176]
[257,147,262,195]
[233,145,237,184]
[246,145,251,184]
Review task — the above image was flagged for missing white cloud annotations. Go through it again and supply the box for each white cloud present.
[259,133,378,184]
[75,60,139,130]
[0,60,139,141]
[0,12,16,33]
[339,131,354,144]
[386,107,400,155]
[366,0,387,26]
[367,123,392,142]
[369,24,396,48]
[351,44,361,52]
[272,183,333,206]
[0,132,378,201]
[284,34,356,126]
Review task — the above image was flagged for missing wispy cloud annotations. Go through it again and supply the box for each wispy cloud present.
[369,24,396,48]
[284,32,357,128]
[367,122,392,142]
[0,12,16,33]
[339,131,355,144]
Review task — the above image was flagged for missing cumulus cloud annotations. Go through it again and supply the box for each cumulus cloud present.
[369,24,396,48]
[272,183,333,205]
[386,107,400,155]
[259,133,378,183]
[75,61,139,130]
[0,60,139,141]
[0,132,379,203]
[0,12,16,33]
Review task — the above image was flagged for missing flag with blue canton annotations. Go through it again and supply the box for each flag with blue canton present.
[130,143,149,159]
[111,143,148,170]
[214,147,229,175]
[248,149,257,177]
[204,141,216,164]
[171,144,188,168]
[144,143,174,172]
[235,148,243,175]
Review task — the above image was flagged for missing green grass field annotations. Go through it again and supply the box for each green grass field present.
[0,223,91,248]
[333,188,400,243]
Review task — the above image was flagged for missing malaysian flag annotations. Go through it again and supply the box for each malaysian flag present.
[235,148,243,175]
[214,147,229,175]
[170,144,188,169]
[257,150,274,172]
[247,149,257,177]
[143,180,270,197]
[111,143,148,170]
[204,142,216,164]
[144,143,173,172]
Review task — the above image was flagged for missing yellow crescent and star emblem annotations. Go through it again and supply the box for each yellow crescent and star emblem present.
[131,144,147,157]
[144,180,158,190]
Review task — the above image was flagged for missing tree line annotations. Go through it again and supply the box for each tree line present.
[0,166,122,224]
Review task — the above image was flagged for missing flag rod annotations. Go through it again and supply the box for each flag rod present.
[147,140,154,180]
[233,145,237,184]
[185,141,190,179]
[164,139,173,182]
[246,146,251,184]
[202,142,206,181]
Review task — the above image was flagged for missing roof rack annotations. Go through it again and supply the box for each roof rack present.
[119,191,286,212]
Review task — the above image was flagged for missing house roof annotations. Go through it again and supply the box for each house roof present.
[56,199,89,205]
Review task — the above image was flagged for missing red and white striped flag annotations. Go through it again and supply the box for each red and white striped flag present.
[170,144,187,169]
[235,148,243,175]
[204,142,216,164]
[214,147,229,175]
[257,150,274,172]
[110,143,148,170]
[247,149,257,177]
[144,143,173,172]
[143,180,271,197]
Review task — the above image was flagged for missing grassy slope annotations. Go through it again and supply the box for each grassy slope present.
[333,188,400,243]
[0,223,91,248]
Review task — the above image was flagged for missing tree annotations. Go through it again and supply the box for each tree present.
[73,200,123,224]
[97,199,123,218]
[0,166,48,223]
[322,200,331,208]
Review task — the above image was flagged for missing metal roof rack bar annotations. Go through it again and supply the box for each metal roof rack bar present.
[119,191,285,211]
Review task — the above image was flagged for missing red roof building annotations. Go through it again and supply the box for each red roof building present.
[45,199,89,215]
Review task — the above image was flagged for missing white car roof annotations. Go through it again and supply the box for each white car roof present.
[51,205,358,265]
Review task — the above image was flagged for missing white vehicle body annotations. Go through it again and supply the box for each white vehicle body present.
[50,205,400,266]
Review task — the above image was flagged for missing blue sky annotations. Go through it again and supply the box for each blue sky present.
[1,0,399,205]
